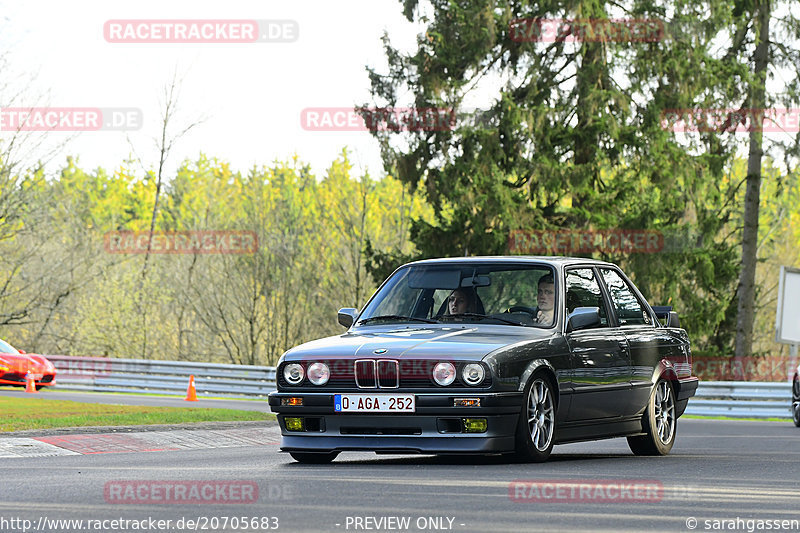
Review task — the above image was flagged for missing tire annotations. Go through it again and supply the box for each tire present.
[514,373,556,462]
[289,451,339,464]
[792,375,800,428]
[628,378,676,456]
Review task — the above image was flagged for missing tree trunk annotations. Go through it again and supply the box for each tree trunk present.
[734,0,770,359]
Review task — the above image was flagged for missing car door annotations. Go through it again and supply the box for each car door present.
[564,267,632,421]
[598,267,665,416]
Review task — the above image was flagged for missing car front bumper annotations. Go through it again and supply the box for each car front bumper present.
[268,391,523,454]
[0,373,57,387]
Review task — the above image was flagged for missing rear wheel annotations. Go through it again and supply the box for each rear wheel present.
[792,375,800,428]
[289,451,339,464]
[514,374,556,462]
[628,378,676,456]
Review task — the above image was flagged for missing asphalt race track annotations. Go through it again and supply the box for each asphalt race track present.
[1,406,799,533]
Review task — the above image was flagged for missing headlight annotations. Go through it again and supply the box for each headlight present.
[462,363,486,386]
[283,363,305,385]
[433,362,456,386]
[307,362,330,385]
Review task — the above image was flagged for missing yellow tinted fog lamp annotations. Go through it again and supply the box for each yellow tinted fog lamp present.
[285,417,304,431]
[462,418,487,433]
[454,398,481,407]
[281,397,304,406]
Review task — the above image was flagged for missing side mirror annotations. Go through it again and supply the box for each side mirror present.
[337,308,358,328]
[651,306,681,328]
[666,311,680,328]
[17,349,26,354]
[567,307,601,332]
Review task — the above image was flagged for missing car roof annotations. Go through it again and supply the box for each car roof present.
[404,255,617,268]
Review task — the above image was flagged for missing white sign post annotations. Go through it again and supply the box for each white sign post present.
[775,266,800,382]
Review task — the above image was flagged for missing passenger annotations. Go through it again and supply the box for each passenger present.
[535,274,555,325]
[448,287,479,315]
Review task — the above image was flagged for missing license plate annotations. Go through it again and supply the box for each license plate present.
[334,394,415,413]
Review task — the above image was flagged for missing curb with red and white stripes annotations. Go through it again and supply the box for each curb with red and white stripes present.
[0,426,281,458]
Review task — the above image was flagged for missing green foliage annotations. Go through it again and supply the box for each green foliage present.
[0,152,429,365]
[362,0,766,352]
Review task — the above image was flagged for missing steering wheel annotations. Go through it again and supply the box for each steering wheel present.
[506,306,537,315]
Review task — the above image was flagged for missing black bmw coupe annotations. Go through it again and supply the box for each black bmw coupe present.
[269,257,698,463]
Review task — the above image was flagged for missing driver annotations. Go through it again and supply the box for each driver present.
[535,274,555,324]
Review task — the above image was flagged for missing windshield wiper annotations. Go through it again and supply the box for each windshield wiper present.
[440,313,527,326]
[358,315,439,325]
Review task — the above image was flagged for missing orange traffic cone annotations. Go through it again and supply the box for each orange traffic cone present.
[25,373,37,393]
[185,375,198,401]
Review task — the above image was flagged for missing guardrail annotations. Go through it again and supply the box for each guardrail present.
[48,355,276,399]
[684,381,793,418]
[46,356,794,417]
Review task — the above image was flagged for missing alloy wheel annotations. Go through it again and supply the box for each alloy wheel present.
[653,380,675,444]
[527,378,555,451]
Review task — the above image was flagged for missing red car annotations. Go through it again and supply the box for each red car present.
[0,338,57,390]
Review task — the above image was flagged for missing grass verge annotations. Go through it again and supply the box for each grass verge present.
[0,396,274,432]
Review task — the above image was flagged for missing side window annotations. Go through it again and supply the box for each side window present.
[600,269,653,326]
[565,268,609,327]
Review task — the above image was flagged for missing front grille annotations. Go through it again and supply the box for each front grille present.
[355,360,377,388]
[376,360,399,388]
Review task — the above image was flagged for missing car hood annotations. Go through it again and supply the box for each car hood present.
[0,353,53,374]
[282,325,553,362]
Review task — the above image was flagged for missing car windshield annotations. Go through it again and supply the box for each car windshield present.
[357,263,557,328]
[0,339,19,354]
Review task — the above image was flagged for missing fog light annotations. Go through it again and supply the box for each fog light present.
[285,417,304,431]
[281,397,303,406]
[454,398,480,407]
[462,418,487,433]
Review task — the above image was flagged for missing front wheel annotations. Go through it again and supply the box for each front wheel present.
[289,451,339,464]
[628,378,676,456]
[514,374,556,462]
[792,375,800,428]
